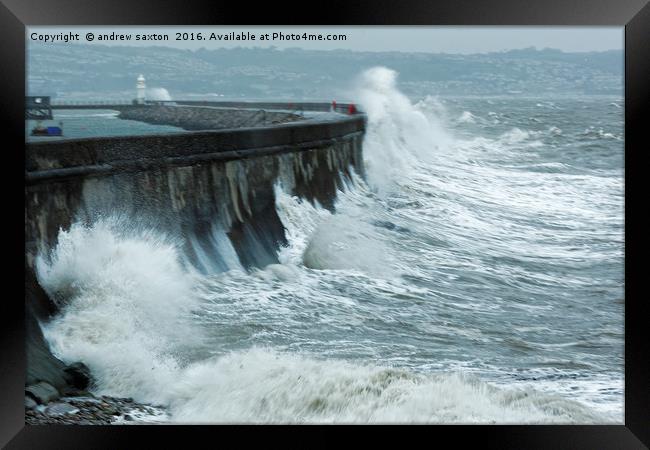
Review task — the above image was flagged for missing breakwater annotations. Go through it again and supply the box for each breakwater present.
[25,102,365,398]
[116,105,302,130]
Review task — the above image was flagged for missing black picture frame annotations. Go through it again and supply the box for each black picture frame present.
[2,0,648,447]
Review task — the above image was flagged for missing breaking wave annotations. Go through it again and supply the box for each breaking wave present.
[34,66,621,424]
[36,219,603,423]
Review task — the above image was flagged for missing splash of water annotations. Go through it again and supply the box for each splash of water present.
[274,182,394,276]
[36,218,202,403]
[36,178,613,423]
[352,67,454,192]
[147,87,173,101]
[164,347,604,424]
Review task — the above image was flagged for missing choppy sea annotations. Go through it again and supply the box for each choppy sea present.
[36,67,624,423]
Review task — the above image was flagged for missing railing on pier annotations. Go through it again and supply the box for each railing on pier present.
[173,101,362,115]
[50,100,133,107]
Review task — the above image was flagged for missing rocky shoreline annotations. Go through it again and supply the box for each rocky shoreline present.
[25,392,169,425]
[24,352,169,425]
[24,271,171,425]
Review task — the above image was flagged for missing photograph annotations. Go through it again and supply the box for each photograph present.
[22,25,626,426]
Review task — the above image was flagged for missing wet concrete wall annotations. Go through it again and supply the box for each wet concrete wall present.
[24,104,365,392]
[26,111,365,271]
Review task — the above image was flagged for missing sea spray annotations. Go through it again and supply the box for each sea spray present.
[35,187,612,423]
[146,87,173,101]
[163,348,604,424]
[353,67,455,192]
[275,178,397,277]
[36,218,203,404]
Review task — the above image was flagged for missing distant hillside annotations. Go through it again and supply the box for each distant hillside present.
[27,44,623,100]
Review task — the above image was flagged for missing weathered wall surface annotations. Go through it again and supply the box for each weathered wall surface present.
[26,113,365,271]
[26,135,364,272]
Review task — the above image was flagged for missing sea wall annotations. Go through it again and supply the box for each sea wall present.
[25,104,365,395]
[26,111,365,272]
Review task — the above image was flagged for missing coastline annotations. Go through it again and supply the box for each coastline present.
[25,393,168,425]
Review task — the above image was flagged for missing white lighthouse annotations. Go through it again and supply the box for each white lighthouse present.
[136,74,146,104]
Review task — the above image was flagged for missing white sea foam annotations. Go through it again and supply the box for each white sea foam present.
[164,347,605,424]
[500,127,532,144]
[302,214,392,275]
[581,127,621,140]
[36,227,606,424]
[37,218,202,403]
[35,206,612,424]
[458,111,477,123]
[274,182,395,277]
[352,67,454,191]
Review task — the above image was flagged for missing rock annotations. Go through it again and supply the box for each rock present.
[25,381,60,404]
[25,396,38,410]
[25,279,68,391]
[63,388,91,397]
[104,407,119,416]
[24,392,167,424]
[64,362,93,390]
[45,402,79,416]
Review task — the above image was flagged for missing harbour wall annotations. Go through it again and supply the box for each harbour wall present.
[25,103,366,392]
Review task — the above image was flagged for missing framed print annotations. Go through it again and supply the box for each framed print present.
[1,0,648,448]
